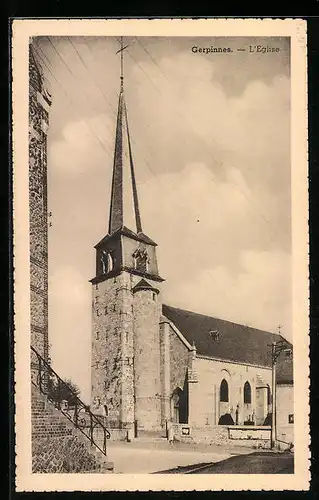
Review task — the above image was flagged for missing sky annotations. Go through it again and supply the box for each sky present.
[33,36,291,401]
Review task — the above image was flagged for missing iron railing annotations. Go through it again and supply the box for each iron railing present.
[31,346,110,456]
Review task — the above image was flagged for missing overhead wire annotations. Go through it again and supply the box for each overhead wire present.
[66,36,159,186]
[45,37,115,155]
[38,36,288,245]
[33,43,114,161]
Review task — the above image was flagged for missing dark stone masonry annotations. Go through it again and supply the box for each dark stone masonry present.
[31,386,112,473]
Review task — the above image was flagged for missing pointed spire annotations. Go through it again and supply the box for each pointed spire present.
[108,38,142,235]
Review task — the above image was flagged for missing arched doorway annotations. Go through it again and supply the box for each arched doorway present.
[171,387,188,424]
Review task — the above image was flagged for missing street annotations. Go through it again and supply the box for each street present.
[156,451,294,474]
[106,439,256,474]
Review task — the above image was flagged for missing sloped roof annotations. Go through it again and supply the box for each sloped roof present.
[95,226,156,249]
[132,279,160,294]
[162,304,293,382]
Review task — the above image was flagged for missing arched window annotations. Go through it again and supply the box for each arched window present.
[244,381,252,404]
[220,379,229,402]
[267,384,271,406]
[101,250,113,274]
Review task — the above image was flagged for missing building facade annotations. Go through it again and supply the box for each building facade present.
[29,43,51,364]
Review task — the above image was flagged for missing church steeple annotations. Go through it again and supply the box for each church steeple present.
[108,38,142,235]
[91,39,164,432]
[91,38,163,285]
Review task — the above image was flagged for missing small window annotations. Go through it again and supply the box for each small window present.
[244,381,251,404]
[101,250,113,275]
[220,379,229,402]
[96,331,99,340]
[210,330,220,341]
[152,292,156,301]
[288,414,294,424]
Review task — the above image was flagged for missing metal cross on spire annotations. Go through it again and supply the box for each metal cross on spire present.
[116,36,130,89]
[108,36,143,235]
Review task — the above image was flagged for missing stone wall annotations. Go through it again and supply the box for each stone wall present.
[29,44,51,364]
[91,271,163,431]
[276,384,294,444]
[172,424,271,449]
[31,385,113,473]
[91,273,133,426]
[133,281,162,431]
[169,324,189,392]
[189,356,272,428]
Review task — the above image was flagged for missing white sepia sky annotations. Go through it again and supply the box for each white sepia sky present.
[32,36,291,401]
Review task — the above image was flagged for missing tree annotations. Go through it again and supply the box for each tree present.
[47,375,81,407]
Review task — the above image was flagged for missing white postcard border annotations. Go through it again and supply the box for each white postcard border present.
[12,18,309,491]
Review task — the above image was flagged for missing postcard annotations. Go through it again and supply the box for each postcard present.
[12,18,309,491]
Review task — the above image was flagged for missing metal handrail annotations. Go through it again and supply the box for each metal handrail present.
[31,345,110,456]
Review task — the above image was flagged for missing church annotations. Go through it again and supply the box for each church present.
[89,47,294,448]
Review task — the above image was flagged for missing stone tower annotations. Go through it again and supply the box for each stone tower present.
[90,44,164,432]
[29,42,52,366]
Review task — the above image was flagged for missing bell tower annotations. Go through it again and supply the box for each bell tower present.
[90,39,164,432]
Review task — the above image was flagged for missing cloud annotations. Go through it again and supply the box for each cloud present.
[48,114,114,176]
[164,248,292,339]
[44,41,292,397]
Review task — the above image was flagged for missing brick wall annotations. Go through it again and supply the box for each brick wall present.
[31,385,113,473]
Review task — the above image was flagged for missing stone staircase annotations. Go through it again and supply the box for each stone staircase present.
[31,347,114,473]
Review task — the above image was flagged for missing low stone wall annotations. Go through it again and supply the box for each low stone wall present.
[277,425,294,446]
[31,385,114,473]
[229,425,271,440]
[172,424,271,449]
[228,425,271,449]
[94,426,128,442]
